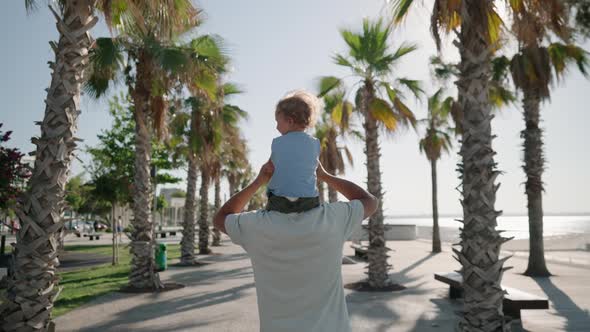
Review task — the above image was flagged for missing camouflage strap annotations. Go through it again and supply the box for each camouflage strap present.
[266,193,320,214]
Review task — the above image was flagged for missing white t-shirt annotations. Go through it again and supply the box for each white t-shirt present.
[225,200,364,332]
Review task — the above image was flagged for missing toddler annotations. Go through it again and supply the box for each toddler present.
[266,90,321,213]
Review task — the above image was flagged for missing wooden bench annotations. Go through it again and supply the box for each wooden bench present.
[83,233,101,241]
[350,243,369,260]
[435,272,549,319]
[350,243,394,261]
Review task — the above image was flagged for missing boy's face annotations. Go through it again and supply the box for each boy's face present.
[275,112,293,135]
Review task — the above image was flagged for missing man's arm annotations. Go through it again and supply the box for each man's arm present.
[317,162,378,219]
[213,160,274,234]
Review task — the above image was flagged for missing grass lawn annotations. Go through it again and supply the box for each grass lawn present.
[53,243,181,317]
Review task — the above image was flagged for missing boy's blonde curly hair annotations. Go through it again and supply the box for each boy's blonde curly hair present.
[275,90,321,129]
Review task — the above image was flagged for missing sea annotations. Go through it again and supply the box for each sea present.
[380,215,590,240]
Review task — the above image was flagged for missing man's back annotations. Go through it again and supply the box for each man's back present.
[225,200,364,332]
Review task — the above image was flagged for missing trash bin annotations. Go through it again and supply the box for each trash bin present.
[155,243,167,271]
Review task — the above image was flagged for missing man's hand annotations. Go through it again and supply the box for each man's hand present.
[316,161,329,182]
[214,159,274,234]
[316,160,378,220]
[256,159,274,184]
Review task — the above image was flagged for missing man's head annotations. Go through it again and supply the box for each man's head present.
[275,90,320,135]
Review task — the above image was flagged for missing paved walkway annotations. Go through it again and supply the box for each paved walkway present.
[52,237,590,331]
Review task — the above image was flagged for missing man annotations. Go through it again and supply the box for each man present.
[214,161,377,332]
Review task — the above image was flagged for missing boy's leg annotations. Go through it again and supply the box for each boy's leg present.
[266,194,320,213]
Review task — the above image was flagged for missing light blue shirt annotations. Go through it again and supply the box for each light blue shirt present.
[268,131,320,198]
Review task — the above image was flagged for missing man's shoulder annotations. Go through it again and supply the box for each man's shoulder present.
[318,200,361,214]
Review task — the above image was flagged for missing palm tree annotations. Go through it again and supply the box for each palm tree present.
[392,0,570,329]
[84,3,221,288]
[418,89,454,253]
[222,134,249,197]
[169,98,202,265]
[316,90,357,203]
[0,1,100,330]
[319,18,422,289]
[506,0,587,278]
[509,42,588,276]
[211,84,247,246]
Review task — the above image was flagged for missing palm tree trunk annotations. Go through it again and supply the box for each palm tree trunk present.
[361,83,390,288]
[431,159,441,253]
[328,186,338,203]
[455,1,511,329]
[198,168,211,254]
[211,175,222,246]
[0,2,97,330]
[522,88,551,277]
[128,51,163,290]
[317,179,325,203]
[228,175,237,196]
[180,154,198,264]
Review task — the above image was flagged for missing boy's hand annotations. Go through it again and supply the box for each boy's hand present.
[256,159,275,184]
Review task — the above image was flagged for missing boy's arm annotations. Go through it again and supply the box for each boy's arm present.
[213,160,274,234]
[317,162,378,220]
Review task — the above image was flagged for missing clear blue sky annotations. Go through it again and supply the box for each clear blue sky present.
[1,0,589,215]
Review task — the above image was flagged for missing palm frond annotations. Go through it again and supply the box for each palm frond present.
[392,97,417,128]
[548,43,589,80]
[193,69,219,102]
[84,37,125,98]
[369,98,397,131]
[25,0,39,13]
[317,76,343,97]
[392,42,419,61]
[333,53,354,68]
[222,82,244,96]
[343,146,354,167]
[340,29,362,58]
[397,78,424,99]
[391,0,417,23]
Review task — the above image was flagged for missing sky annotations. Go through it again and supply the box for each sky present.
[1,0,589,216]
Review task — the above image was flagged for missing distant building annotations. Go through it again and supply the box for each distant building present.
[157,188,186,228]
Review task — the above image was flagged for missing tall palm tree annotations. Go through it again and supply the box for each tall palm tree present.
[509,42,588,275]
[505,0,587,277]
[168,98,201,265]
[222,134,249,197]
[316,90,357,203]
[211,84,247,246]
[167,37,228,263]
[1,1,100,330]
[319,18,422,289]
[191,82,238,255]
[393,0,569,329]
[84,3,222,288]
[418,89,454,253]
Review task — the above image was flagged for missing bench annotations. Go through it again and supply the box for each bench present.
[434,272,549,319]
[83,233,101,240]
[350,243,393,261]
[155,231,177,238]
[155,228,180,238]
[350,243,369,260]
